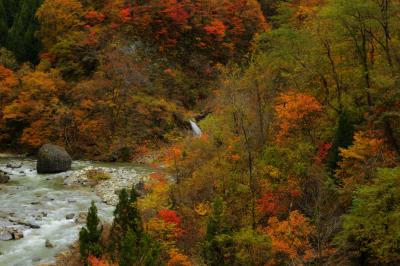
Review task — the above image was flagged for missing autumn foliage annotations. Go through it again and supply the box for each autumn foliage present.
[88,256,115,266]
[275,91,322,141]
[0,65,17,114]
[157,209,182,225]
[266,211,315,265]
[167,249,193,266]
[114,0,268,62]
[2,0,400,265]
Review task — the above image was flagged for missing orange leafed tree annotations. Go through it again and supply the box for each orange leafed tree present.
[0,65,17,88]
[274,90,322,141]
[336,131,396,187]
[0,65,17,113]
[167,249,193,266]
[0,65,18,143]
[3,70,67,149]
[266,210,315,265]
[88,256,115,266]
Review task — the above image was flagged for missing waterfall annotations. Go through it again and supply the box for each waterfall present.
[189,119,202,136]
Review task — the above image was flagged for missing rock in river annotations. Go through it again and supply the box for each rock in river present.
[65,213,75,220]
[0,170,10,184]
[0,228,23,241]
[6,161,22,169]
[75,212,87,224]
[45,239,54,248]
[0,231,12,241]
[37,144,72,174]
[12,230,23,240]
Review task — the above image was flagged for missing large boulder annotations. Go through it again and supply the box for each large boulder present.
[37,144,72,174]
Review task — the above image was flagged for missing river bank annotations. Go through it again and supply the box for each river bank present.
[0,156,154,266]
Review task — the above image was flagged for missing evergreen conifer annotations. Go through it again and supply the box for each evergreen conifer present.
[79,201,103,264]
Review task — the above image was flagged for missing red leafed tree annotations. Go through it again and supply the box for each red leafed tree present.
[157,209,182,225]
[162,0,190,25]
[146,209,186,246]
[204,19,227,36]
[85,10,106,25]
[257,181,301,217]
[257,191,288,216]
[315,142,332,165]
[119,6,132,23]
[113,0,268,63]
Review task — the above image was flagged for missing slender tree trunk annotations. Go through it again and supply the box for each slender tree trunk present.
[239,114,256,229]
[323,39,343,111]
[255,79,266,145]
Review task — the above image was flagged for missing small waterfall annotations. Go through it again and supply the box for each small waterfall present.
[189,119,202,136]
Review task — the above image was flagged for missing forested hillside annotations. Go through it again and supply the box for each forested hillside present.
[1,0,400,265]
[0,0,267,160]
[0,0,42,63]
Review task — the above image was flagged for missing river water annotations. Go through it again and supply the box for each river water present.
[0,156,151,266]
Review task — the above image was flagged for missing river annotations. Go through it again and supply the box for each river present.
[0,156,151,266]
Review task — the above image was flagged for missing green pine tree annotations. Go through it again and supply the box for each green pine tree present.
[79,201,103,265]
[109,188,128,257]
[127,186,142,234]
[0,1,7,45]
[327,111,355,171]
[2,0,20,27]
[203,196,233,266]
[113,188,130,232]
[109,186,143,259]
[6,0,42,63]
[120,229,162,266]
[335,167,400,265]
[205,196,224,240]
